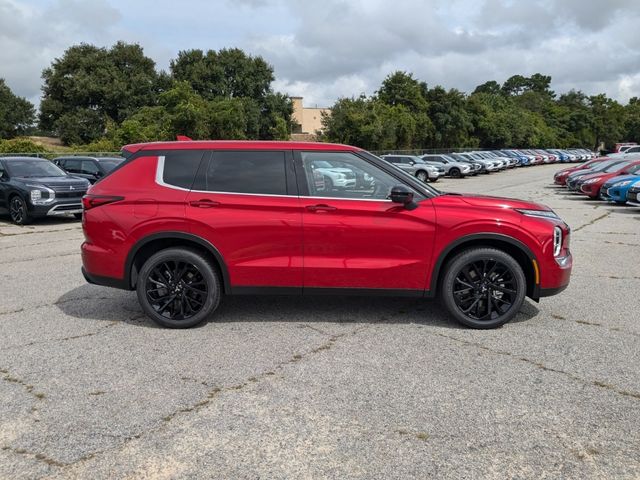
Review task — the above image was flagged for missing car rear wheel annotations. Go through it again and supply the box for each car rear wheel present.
[9,196,31,225]
[136,247,221,328]
[449,168,461,178]
[415,170,428,182]
[440,248,526,329]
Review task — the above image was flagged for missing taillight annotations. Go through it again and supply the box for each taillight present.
[82,194,124,210]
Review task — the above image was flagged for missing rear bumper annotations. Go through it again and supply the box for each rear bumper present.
[82,266,130,290]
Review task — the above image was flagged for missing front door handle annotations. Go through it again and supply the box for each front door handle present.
[189,199,220,208]
[306,204,337,212]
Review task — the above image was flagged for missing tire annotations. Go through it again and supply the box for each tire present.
[428,176,438,183]
[136,247,221,328]
[416,170,428,182]
[9,195,31,225]
[74,213,83,220]
[449,168,461,178]
[324,176,334,191]
[439,247,526,329]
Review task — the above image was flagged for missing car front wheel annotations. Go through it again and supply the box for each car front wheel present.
[415,171,428,182]
[9,196,31,225]
[136,247,221,328]
[440,248,526,329]
[449,168,461,178]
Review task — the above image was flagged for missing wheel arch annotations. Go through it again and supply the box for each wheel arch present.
[126,232,230,293]
[429,233,540,301]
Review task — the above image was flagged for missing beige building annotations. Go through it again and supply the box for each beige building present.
[291,97,331,139]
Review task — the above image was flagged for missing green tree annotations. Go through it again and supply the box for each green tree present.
[0,79,35,139]
[589,94,626,150]
[624,97,640,143]
[39,42,161,145]
[425,86,474,148]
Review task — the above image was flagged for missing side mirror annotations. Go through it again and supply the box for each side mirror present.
[389,185,417,210]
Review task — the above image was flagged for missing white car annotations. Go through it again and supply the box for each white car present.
[310,160,357,189]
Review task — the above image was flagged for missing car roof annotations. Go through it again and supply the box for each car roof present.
[123,140,361,153]
[0,156,49,162]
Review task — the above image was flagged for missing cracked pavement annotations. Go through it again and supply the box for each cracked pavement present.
[0,164,639,479]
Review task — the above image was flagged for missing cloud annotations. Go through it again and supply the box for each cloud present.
[1,0,639,111]
[0,0,122,104]
[242,0,640,105]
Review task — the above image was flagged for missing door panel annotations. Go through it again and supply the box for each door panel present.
[296,151,436,291]
[186,150,303,289]
[302,198,436,289]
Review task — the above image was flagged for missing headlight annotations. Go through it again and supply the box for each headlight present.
[582,177,601,184]
[30,189,42,202]
[553,226,562,256]
[516,209,560,220]
[26,184,55,205]
[335,174,346,179]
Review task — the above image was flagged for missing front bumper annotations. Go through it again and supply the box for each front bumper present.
[627,187,640,206]
[28,200,83,217]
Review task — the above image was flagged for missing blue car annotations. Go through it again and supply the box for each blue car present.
[602,175,640,204]
[500,149,530,166]
[547,149,571,162]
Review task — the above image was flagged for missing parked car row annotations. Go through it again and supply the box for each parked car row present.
[553,155,640,206]
[381,148,594,181]
[0,156,123,224]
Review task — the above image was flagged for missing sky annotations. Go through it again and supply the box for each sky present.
[1,0,640,109]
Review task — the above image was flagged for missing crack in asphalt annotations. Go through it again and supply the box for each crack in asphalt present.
[572,212,611,232]
[0,237,84,251]
[432,331,640,401]
[550,314,640,339]
[0,295,117,317]
[0,367,47,401]
[0,252,78,266]
[0,226,80,237]
[1,446,65,468]
[51,324,369,473]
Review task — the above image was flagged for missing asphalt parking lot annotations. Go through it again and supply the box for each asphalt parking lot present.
[1,163,639,479]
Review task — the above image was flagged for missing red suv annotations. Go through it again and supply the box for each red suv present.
[81,141,572,329]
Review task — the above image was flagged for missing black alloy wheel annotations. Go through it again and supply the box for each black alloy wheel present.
[137,248,220,328]
[9,196,31,225]
[449,168,461,178]
[440,248,526,329]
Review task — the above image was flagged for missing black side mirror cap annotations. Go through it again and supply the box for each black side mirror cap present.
[389,185,418,210]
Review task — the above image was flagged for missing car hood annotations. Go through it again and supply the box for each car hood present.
[13,175,89,187]
[578,172,616,182]
[603,174,639,186]
[438,193,549,212]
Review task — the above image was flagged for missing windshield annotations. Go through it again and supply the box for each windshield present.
[604,162,630,173]
[99,159,123,172]
[5,159,66,178]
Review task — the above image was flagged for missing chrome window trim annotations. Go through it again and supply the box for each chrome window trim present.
[155,155,394,202]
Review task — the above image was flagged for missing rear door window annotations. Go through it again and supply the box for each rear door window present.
[199,151,287,195]
[65,159,81,173]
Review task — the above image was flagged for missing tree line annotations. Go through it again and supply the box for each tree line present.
[320,71,640,152]
[0,42,639,152]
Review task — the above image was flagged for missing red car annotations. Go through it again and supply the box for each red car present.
[554,158,607,185]
[577,160,640,198]
[81,141,572,329]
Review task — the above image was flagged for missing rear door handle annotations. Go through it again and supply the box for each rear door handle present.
[306,204,337,212]
[189,199,220,208]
